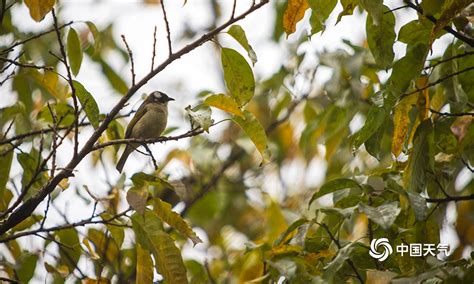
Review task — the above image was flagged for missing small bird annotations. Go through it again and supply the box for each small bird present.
[116,91,174,173]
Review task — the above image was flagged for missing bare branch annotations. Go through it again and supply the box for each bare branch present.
[424,51,474,70]
[429,108,474,117]
[143,144,159,170]
[121,34,136,86]
[231,0,237,19]
[426,194,474,203]
[161,0,172,56]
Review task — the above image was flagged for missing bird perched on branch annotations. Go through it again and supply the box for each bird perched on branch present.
[116,91,174,173]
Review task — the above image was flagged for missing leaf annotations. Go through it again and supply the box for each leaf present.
[204,93,244,117]
[55,228,81,272]
[185,104,213,132]
[283,0,309,36]
[127,186,149,214]
[82,238,100,260]
[366,270,397,284]
[67,28,83,76]
[227,25,257,65]
[100,213,125,248]
[137,244,154,284]
[309,178,361,205]
[388,43,428,94]
[358,202,401,230]
[11,215,43,232]
[323,242,356,280]
[153,198,202,246]
[72,80,100,129]
[432,0,472,43]
[336,0,358,23]
[24,0,55,22]
[86,21,101,54]
[99,59,129,95]
[404,120,434,193]
[232,110,269,163]
[392,96,417,156]
[274,218,308,247]
[17,253,38,282]
[132,211,188,284]
[351,106,386,151]
[308,0,337,35]
[366,5,395,69]
[0,145,13,198]
[407,191,428,221]
[398,19,434,45]
[221,48,255,106]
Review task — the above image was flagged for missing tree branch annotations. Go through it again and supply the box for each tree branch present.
[404,1,474,47]
[0,0,270,236]
[425,194,474,203]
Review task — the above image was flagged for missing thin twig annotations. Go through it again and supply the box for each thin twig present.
[143,144,159,170]
[52,9,79,158]
[461,158,474,173]
[121,34,136,86]
[151,26,157,72]
[424,51,474,70]
[0,57,53,71]
[160,0,172,56]
[399,65,474,100]
[231,0,237,19]
[429,108,474,117]
[384,5,408,14]
[0,208,131,243]
[1,21,74,54]
[426,194,474,203]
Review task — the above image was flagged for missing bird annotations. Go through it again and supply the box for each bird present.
[116,91,174,173]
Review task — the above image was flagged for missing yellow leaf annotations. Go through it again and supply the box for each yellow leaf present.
[24,0,55,22]
[136,244,153,284]
[204,93,244,117]
[283,0,309,37]
[366,269,397,284]
[82,238,100,260]
[392,97,415,157]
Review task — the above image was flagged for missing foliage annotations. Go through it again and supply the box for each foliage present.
[0,0,474,283]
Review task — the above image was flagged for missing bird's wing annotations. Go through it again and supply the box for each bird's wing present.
[125,103,148,138]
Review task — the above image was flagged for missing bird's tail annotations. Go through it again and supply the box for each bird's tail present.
[116,145,133,173]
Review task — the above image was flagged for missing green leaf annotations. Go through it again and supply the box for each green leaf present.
[67,28,83,76]
[99,59,129,95]
[388,43,428,94]
[11,214,43,232]
[24,0,55,22]
[17,149,47,199]
[204,93,244,117]
[55,228,81,272]
[38,103,75,126]
[221,48,255,106]
[0,145,13,198]
[309,178,361,205]
[132,211,188,284]
[366,5,395,68]
[407,191,428,221]
[127,186,149,214]
[86,21,101,54]
[404,120,434,193]
[72,80,100,129]
[358,202,401,230]
[351,106,386,151]
[185,104,213,132]
[153,198,202,246]
[308,0,337,35]
[398,19,433,45]
[232,110,269,163]
[136,244,154,284]
[336,0,358,24]
[100,212,125,248]
[227,25,257,65]
[17,253,38,282]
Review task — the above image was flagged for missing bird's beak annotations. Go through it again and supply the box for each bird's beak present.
[167,97,175,102]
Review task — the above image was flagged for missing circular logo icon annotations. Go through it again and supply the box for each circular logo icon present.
[369,238,393,261]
